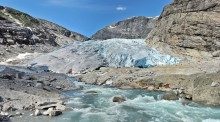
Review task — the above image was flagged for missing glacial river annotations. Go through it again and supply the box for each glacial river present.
[51,78,220,122]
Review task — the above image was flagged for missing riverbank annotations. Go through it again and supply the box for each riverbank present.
[0,65,80,121]
[78,58,220,105]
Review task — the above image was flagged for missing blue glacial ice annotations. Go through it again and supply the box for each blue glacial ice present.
[28,39,180,73]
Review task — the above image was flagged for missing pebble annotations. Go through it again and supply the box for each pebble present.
[35,83,43,89]
[15,112,22,116]
[211,82,219,87]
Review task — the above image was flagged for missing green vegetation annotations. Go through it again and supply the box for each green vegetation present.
[5,7,39,27]
[0,11,9,20]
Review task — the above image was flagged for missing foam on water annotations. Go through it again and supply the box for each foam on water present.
[48,79,220,122]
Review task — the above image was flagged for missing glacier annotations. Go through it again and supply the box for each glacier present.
[28,39,180,74]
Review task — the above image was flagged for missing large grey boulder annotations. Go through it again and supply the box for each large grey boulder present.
[91,16,157,40]
[161,91,179,100]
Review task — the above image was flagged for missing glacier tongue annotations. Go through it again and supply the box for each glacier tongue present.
[28,39,180,74]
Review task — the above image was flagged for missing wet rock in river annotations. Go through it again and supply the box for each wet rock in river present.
[49,110,62,117]
[0,115,9,122]
[86,91,100,94]
[112,96,126,103]
[161,91,179,100]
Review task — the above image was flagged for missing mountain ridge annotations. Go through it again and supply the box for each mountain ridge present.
[0,5,88,61]
[91,16,158,40]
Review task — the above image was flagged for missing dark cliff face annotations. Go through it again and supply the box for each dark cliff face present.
[0,6,88,46]
[91,16,157,40]
[146,0,220,59]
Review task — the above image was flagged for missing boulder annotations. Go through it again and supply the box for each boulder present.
[15,72,24,79]
[42,107,62,117]
[0,74,14,80]
[147,86,155,91]
[35,83,44,89]
[15,112,22,116]
[2,104,15,112]
[112,97,126,103]
[55,86,62,90]
[211,82,220,87]
[34,109,41,116]
[42,108,53,116]
[85,91,99,94]
[0,115,9,122]
[185,94,192,100]
[212,50,220,57]
[49,110,62,117]
[161,91,179,100]
[0,96,3,102]
[36,102,64,110]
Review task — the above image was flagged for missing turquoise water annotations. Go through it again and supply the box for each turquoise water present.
[51,78,220,122]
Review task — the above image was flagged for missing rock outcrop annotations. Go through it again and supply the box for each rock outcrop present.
[91,16,157,40]
[0,6,88,61]
[146,0,220,59]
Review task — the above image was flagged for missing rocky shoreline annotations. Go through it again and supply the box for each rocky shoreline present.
[0,65,81,121]
[78,59,220,105]
[0,59,220,122]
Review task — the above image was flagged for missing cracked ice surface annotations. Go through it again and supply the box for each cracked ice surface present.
[28,39,180,74]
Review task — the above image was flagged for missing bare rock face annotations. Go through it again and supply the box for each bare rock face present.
[0,6,88,46]
[0,6,88,61]
[192,72,220,105]
[146,0,220,59]
[91,16,157,40]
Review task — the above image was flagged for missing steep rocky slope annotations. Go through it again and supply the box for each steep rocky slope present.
[0,6,88,61]
[146,0,220,59]
[91,16,157,40]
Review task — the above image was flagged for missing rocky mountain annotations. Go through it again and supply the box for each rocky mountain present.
[146,0,220,59]
[91,16,157,40]
[0,6,88,61]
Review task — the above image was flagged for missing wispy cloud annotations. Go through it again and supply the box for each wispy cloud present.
[116,6,127,11]
[43,0,126,12]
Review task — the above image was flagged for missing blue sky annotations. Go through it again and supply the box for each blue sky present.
[1,0,172,37]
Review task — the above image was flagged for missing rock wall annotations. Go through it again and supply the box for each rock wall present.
[92,16,157,40]
[0,6,88,61]
[146,0,220,59]
[0,6,88,46]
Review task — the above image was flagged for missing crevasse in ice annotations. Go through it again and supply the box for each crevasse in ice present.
[29,39,180,73]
